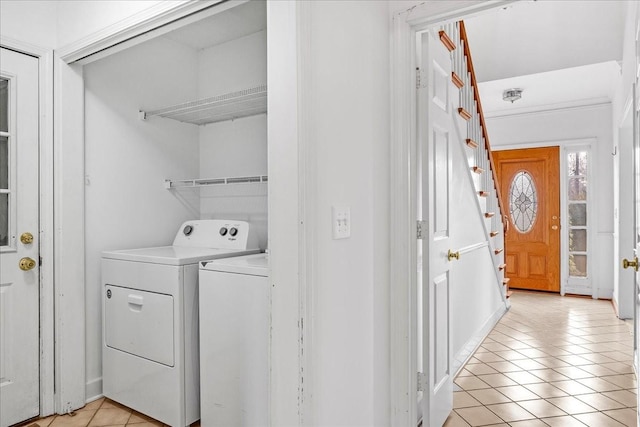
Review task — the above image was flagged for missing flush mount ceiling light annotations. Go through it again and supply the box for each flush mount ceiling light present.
[503,88,523,103]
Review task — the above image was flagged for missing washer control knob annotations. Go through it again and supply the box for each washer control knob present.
[183,225,193,236]
[219,227,228,236]
[229,227,238,237]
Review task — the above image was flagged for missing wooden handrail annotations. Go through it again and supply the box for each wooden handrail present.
[458,21,506,221]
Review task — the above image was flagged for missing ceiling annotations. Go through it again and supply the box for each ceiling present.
[163,1,266,51]
[463,0,626,115]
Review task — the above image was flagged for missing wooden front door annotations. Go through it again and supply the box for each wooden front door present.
[493,147,560,292]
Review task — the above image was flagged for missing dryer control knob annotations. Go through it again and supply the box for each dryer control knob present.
[229,227,238,237]
[219,227,228,236]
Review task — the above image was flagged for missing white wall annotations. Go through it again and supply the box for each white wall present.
[83,36,200,399]
[304,1,390,424]
[56,0,168,48]
[488,104,615,299]
[198,31,268,249]
[0,1,58,48]
[450,124,507,372]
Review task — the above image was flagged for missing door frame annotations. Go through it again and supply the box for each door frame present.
[389,1,517,424]
[52,1,305,423]
[492,138,598,299]
[0,36,55,416]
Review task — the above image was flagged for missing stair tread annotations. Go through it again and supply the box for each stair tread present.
[458,107,472,121]
[439,30,456,52]
[489,231,499,237]
[452,72,464,89]
[498,263,507,270]
[502,278,510,284]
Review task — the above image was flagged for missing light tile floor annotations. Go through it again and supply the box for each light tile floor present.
[19,290,638,427]
[446,290,638,427]
[17,398,197,427]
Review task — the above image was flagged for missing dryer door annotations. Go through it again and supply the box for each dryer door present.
[105,285,175,366]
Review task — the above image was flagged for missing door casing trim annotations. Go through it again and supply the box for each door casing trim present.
[390,1,518,424]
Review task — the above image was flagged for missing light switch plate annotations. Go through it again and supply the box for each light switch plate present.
[332,206,351,239]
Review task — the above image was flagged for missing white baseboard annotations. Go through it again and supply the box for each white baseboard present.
[85,378,103,404]
[453,304,508,377]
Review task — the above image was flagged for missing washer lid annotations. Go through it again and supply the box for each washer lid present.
[200,253,268,277]
[102,246,260,266]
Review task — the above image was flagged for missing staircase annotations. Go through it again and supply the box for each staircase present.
[438,21,511,300]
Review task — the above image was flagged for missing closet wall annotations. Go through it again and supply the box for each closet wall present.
[83,10,267,398]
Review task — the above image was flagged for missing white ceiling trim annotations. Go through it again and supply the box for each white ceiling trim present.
[56,0,248,65]
[484,97,612,119]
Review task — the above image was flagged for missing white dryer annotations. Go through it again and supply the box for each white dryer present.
[102,220,259,427]
[199,252,269,426]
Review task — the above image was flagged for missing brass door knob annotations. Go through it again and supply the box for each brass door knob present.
[448,250,460,261]
[19,257,36,271]
[622,257,638,271]
[20,232,34,244]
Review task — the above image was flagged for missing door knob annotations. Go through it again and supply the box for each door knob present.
[20,232,34,244]
[622,257,638,271]
[448,250,460,261]
[19,257,37,271]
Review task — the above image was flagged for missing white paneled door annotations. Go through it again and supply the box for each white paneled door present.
[417,29,453,427]
[0,47,40,427]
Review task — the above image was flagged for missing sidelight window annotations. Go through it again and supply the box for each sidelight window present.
[567,151,589,278]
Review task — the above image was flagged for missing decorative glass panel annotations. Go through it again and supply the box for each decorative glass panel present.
[567,152,588,176]
[568,203,586,226]
[568,177,587,201]
[569,254,587,277]
[0,193,7,246]
[509,171,538,233]
[569,229,587,252]
[0,78,7,133]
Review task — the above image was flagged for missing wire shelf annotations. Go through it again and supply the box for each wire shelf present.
[141,85,267,125]
[165,175,268,189]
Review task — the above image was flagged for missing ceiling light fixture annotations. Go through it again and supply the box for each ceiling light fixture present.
[503,88,523,103]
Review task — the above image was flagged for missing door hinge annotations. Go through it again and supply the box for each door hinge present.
[417,220,426,240]
[39,256,42,267]
[417,372,427,392]
[416,68,427,89]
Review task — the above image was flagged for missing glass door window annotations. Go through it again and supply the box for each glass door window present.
[0,77,9,247]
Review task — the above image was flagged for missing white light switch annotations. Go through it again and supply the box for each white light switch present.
[332,206,351,239]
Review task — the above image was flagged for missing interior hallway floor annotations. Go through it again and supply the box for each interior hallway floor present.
[445,290,637,427]
[17,398,185,427]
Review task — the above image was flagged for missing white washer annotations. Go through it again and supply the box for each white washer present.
[102,220,259,427]
[199,253,269,427]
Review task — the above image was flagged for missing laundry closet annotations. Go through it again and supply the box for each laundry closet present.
[82,1,267,403]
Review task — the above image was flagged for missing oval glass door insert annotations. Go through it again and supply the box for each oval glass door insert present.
[509,170,538,233]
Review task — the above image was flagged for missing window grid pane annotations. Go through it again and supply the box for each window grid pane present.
[0,78,7,133]
[0,193,7,246]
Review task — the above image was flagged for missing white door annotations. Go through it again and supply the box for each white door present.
[633,82,640,425]
[417,29,453,427]
[0,47,40,427]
